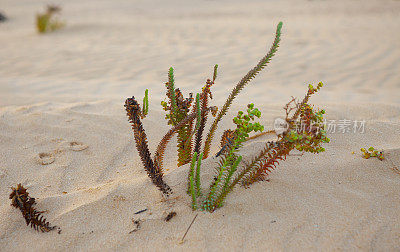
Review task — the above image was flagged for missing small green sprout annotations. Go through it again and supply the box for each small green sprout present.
[142,89,149,117]
[361,147,384,161]
[36,5,64,34]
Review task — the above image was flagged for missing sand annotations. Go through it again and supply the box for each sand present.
[1,0,399,251]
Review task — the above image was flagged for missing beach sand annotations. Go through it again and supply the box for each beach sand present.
[1,0,399,251]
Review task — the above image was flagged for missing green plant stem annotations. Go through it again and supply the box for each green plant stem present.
[213,64,218,82]
[189,152,198,210]
[195,152,203,197]
[168,67,178,125]
[214,155,242,208]
[142,89,149,116]
[202,22,283,159]
[204,136,241,211]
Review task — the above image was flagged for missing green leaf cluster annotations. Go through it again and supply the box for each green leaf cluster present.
[285,104,330,154]
[185,104,265,212]
[361,147,384,161]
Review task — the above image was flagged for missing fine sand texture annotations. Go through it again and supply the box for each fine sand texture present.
[1,0,400,251]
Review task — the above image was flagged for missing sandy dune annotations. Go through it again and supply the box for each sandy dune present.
[1,0,399,251]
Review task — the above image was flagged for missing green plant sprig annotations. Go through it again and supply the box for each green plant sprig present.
[189,152,198,210]
[361,147,384,161]
[142,89,149,117]
[188,151,204,210]
[202,22,283,159]
[167,67,178,125]
[202,104,264,212]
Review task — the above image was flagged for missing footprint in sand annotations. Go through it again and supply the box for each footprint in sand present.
[68,141,88,151]
[36,141,88,165]
[37,152,55,165]
[0,169,6,178]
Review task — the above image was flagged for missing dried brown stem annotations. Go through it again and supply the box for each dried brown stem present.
[9,184,56,232]
[125,97,171,195]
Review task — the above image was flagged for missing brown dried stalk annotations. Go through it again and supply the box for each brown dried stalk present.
[125,96,172,195]
[9,184,56,232]
[193,79,214,154]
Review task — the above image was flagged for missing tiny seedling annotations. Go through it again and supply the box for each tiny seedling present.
[361,147,384,161]
[36,5,65,33]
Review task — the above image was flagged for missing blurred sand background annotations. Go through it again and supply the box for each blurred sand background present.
[0,0,399,251]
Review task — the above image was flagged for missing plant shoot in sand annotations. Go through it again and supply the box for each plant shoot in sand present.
[36,5,65,34]
[9,184,57,232]
[125,22,329,212]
